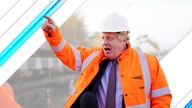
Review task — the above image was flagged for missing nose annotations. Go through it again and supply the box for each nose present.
[102,39,109,46]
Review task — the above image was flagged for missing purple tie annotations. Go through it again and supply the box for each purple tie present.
[105,60,117,108]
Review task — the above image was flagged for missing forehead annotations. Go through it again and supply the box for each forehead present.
[101,32,118,37]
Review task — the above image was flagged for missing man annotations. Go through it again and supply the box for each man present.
[42,13,172,108]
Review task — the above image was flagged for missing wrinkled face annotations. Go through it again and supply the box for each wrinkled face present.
[102,32,126,59]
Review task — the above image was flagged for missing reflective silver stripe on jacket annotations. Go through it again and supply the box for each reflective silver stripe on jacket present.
[52,38,66,52]
[151,87,171,98]
[129,50,151,108]
[52,39,83,71]
[80,51,99,72]
[127,101,150,108]
[128,51,170,108]
[137,51,151,98]
[72,47,82,71]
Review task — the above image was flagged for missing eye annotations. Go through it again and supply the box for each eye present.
[108,37,114,40]
[102,36,104,40]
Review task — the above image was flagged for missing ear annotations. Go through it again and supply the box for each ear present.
[126,31,130,40]
[124,31,129,35]
[123,39,127,47]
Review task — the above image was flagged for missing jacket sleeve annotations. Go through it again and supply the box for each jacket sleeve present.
[43,27,95,71]
[146,54,172,108]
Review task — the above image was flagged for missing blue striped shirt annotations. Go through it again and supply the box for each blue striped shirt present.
[96,61,123,108]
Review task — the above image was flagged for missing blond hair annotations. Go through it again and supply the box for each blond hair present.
[116,31,130,41]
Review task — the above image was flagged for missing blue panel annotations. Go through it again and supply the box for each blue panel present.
[185,99,192,108]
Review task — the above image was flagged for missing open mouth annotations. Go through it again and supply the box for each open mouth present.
[104,48,111,52]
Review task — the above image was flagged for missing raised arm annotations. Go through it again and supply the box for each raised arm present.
[41,16,94,71]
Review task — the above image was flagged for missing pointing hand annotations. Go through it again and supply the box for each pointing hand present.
[41,16,56,33]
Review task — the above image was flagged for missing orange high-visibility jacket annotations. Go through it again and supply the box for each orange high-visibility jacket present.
[44,27,172,108]
[0,83,21,108]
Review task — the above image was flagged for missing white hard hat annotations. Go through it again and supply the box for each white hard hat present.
[99,13,129,32]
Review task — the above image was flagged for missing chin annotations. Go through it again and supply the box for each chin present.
[104,54,117,59]
[104,55,111,59]
[105,56,115,60]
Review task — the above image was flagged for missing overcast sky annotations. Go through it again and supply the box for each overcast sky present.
[76,0,192,50]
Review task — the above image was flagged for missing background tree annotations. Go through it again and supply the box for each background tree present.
[60,14,88,46]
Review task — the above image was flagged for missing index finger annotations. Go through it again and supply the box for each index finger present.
[44,16,53,22]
